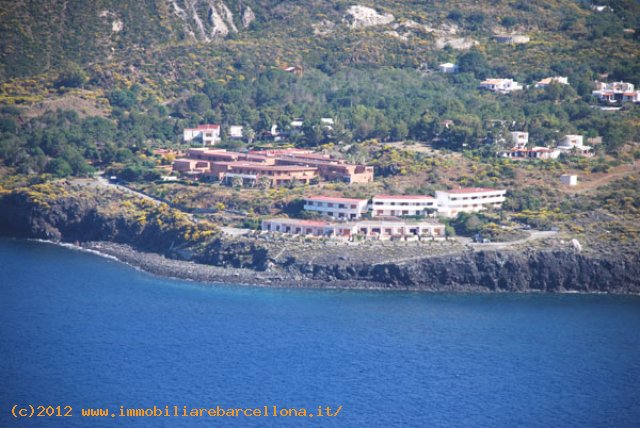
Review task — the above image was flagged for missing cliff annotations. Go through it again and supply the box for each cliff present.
[1,183,639,294]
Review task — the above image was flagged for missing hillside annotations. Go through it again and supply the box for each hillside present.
[0,1,639,244]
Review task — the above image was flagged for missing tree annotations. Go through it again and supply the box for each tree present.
[187,94,212,115]
[54,63,87,89]
[46,158,73,177]
[458,49,490,79]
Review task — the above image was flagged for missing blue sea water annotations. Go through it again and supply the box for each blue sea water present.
[1,238,639,427]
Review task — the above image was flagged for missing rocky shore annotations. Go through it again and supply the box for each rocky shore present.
[3,182,640,294]
[79,240,640,294]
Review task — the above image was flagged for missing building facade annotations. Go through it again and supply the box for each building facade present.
[261,218,445,240]
[304,196,369,220]
[370,195,437,217]
[480,79,523,93]
[435,188,507,218]
[183,125,221,146]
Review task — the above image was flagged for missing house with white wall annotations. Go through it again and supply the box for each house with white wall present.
[435,188,507,218]
[438,63,459,73]
[510,131,529,149]
[229,126,244,139]
[371,195,437,217]
[556,135,593,157]
[304,196,369,220]
[480,79,523,93]
[535,76,569,88]
[183,124,221,146]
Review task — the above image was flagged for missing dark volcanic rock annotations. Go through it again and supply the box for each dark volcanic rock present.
[1,188,639,293]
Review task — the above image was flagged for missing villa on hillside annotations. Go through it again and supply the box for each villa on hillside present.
[304,196,369,220]
[497,131,560,159]
[439,63,459,74]
[183,125,221,146]
[592,81,640,103]
[535,76,569,88]
[261,218,446,240]
[556,135,593,157]
[497,146,560,160]
[435,188,507,218]
[370,195,437,217]
[479,79,523,93]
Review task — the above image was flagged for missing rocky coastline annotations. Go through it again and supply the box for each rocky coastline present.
[2,183,640,294]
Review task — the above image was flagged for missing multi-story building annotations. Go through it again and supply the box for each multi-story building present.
[304,196,369,220]
[208,162,318,187]
[592,81,639,103]
[556,135,593,157]
[435,188,507,218]
[370,195,437,217]
[510,131,529,149]
[183,125,221,146]
[276,156,374,183]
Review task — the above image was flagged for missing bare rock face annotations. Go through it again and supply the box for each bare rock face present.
[344,5,394,29]
[435,37,479,50]
[242,6,255,28]
[168,0,237,41]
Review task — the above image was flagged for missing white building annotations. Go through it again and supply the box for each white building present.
[510,131,529,149]
[557,135,593,157]
[229,126,244,139]
[261,218,445,240]
[435,188,507,218]
[480,79,523,93]
[535,76,569,88]
[560,174,578,186]
[497,147,560,160]
[592,81,639,103]
[438,63,459,74]
[304,196,369,220]
[371,195,437,217]
[183,124,221,146]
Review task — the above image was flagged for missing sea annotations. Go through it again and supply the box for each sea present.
[1,238,639,427]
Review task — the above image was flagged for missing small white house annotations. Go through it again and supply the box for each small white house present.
[229,126,244,139]
[438,63,459,74]
[535,76,569,88]
[183,125,221,146]
[557,135,593,157]
[480,79,523,93]
[560,174,578,186]
[304,196,369,220]
[510,131,529,149]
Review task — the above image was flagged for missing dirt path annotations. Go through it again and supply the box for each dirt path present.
[568,161,639,194]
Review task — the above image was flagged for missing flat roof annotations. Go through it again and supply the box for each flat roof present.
[374,195,435,200]
[306,196,368,204]
[439,187,505,194]
[264,218,330,227]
